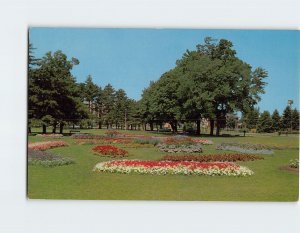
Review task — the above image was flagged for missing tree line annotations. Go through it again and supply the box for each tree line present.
[28,37,298,135]
[28,45,141,134]
[242,106,299,133]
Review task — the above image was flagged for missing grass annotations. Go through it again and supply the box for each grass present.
[27,129,299,201]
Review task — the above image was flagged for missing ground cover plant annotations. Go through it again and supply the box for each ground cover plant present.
[216,142,274,155]
[92,145,128,158]
[93,160,254,176]
[160,153,264,162]
[28,141,68,150]
[28,149,74,167]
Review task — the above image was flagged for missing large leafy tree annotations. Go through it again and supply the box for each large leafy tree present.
[29,50,87,133]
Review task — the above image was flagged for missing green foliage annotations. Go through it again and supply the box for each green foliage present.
[243,108,260,129]
[281,105,292,130]
[257,111,273,133]
[271,109,281,131]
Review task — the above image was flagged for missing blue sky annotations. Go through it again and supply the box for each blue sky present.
[29,28,299,114]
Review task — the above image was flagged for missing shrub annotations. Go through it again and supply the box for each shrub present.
[216,143,274,155]
[289,159,299,168]
[160,153,264,162]
[28,149,74,167]
[92,145,128,158]
[28,141,68,151]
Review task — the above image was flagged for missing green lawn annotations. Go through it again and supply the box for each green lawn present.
[28,129,299,201]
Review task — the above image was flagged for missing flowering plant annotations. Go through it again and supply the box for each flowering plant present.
[92,145,128,157]
[28,149,74,167]
[93,160,254,176]
[216,143,274,155]
[157,143,203,153]
[28,141,68,151]
[104,130,121,138]
[289,159,299,168]
[160,153,264,162]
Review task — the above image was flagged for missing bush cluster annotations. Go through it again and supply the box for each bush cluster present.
[289,159,299,169]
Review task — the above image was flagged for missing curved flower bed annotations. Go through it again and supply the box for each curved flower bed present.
[28,141,68,151]
[157,143,203,153]
[92,145,128,157]
[191,138,213,145]
[93,160,254,176]
[216,143,274,155]
[160,153,264,162]
[28,149,74,167]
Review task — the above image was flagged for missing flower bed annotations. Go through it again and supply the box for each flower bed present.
[191,138,213,145]
[36,134,64,138]
[157,143,203,153]
[28,149,74,167]
[216,143,274,155]
[92,145,128,158]
[28,141,68,151]
[75,138,132,145]
[133,138,161,146]
[93,160,254,176]
[71,134,104,139]
[160,153,264,162]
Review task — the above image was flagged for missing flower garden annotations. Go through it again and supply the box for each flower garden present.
[27,129,299,201]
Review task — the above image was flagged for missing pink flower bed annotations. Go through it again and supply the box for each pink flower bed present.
[28,141,68,151]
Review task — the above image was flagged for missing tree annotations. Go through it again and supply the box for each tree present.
[29,50,86,133]
[257,111,273,133]
[291,108,299,131]
[102,84,115,128]
[244,108,260,130]
[271,109,281,132]
[83,75,99,113]
[281,105,292,131]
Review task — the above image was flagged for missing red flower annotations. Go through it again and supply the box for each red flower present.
[92,145,128,157]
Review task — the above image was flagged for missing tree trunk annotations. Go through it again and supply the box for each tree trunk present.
[210,119,214,136]
[52,124,57,133]
[196,120,201,135]
[216,119,221,136]
[159,122,163,129]
[170,121,178,133]
[150,122,154,131]
[59,122,64,134]
[98,122,102,129]
[73,124,75,129]
[28,127,31,134]
[42,124,47,134]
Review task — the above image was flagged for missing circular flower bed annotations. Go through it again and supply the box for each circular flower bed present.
[28,149,74,167]
[92,145,128,158]
[93,160,253,176]
[36,133,64,138]
[216,143,274,155]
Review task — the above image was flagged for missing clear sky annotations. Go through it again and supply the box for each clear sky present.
[29,28,299,114]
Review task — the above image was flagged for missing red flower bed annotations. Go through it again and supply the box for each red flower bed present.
[160,153,264,162]
[92,145,128,157]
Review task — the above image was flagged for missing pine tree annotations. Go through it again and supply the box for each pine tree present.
[257,111,273,133]
[292,108,299,130]
[271,109,281,132]
[281,105,292,130]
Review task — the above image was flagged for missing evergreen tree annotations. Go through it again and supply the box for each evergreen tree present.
[271,109,281,131]
[291,108,299,130]
[281,105,292,130]
[244,108,260,130]
[257,111,273,133]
